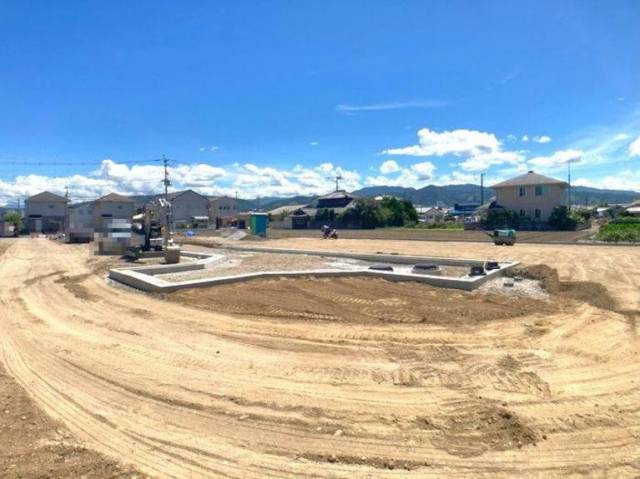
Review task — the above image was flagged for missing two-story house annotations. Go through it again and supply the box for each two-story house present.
[491,171,568,222]
[24,191,69,233]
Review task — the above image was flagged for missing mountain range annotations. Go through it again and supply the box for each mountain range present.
[243,184,639,211]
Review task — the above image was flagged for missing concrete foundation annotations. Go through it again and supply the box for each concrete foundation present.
[109,247,519,293]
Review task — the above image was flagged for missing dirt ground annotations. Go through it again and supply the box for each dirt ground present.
[0,237,639,478]
[250,226,598,243]
[0,240,141,478]
[166,276,555,325]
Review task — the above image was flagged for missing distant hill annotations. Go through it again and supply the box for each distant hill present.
[351,184,640,207]
[352,184,486,205]
[123,184,640,213]
[569,186,639,206]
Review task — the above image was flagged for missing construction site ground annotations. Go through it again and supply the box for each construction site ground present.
[0,237,638,478]
[232,226,598,244]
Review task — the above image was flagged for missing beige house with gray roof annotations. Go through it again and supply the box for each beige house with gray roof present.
[491,171,568,222]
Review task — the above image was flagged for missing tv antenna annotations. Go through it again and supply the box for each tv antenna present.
[329,174,343,192]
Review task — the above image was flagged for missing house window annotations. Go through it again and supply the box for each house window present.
[535,208,542,219]
[519,187,526,197]
[519,209,526,217]
[49,204,55,208]
[535,186,546,196]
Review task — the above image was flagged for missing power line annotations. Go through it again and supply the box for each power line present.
[0,158,164,166]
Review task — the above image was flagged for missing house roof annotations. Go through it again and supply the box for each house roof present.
[491,171,568,188]
[268,204,309,216]
[166,189,208,201]
[27,191,68,202]
[95,192,133,203]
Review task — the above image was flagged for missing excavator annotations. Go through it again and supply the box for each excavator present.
[128,198,173,257]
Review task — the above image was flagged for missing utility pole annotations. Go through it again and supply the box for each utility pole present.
[480,173,485,206]
[64,186,69,199]
[162,155,172,247]
[567,161,572,209]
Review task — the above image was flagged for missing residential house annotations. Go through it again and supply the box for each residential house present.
[491,171,568,222]
[209,196,239,228]
[24,191,68,233]
[281,190,357,229]
[166,190,210,228]
[93,193,135,232]
[416,206,446,224]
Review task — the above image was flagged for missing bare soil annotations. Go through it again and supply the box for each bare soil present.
[165,276,555,324]
[0,237,638,478]
[0,241,142,478]
[259,226,598,243]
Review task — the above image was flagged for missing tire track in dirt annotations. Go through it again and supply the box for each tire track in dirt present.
[0,239,639,477]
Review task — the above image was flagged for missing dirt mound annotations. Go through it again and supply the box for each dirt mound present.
[432,401,538,457]
[166,276,555,325]
[508,264,616,310]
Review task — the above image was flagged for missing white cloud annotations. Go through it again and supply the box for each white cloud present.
[384,127,501,157]
[380,160,401,174]
[614,133,630,141]
[521,135,529,142]
[365,161,436,188]
[573,170,640,192]
[459,151,525,172]
[528,149,584,169]
[629,136,640,157]
[411,161,436,180]
[310,141,319,146]
[384,127,526,173]
[533,135,552,144]
[336,99,447,113]
[0,159,364,205]
[506,134,517,141]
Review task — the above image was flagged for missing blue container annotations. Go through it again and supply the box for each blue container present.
[250,213,268,237]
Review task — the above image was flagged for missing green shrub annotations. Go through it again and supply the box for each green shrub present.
[548,206,578,230]
[597,221,640,242]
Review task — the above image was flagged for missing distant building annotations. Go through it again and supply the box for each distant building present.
[416,206,446,224]
[166,190,210,228]
[450,203,480,220]
[625,201,640,216]
[93,193,135,232]
[25,191,68,234]
[0,220,15,237]
[280,190,357,229]
[491,171,568,222]
[209,196,239,228]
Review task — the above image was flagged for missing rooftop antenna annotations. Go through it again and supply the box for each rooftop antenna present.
[329,174,343,192]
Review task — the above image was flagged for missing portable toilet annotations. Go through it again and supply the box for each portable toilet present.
[250,213,268,237]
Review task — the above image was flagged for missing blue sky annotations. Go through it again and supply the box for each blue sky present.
[0,0,639,203]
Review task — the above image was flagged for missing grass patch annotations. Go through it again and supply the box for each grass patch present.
[596,219,640,243]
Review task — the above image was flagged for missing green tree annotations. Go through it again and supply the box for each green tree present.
[548,206,578,230]
[481,209,521,229]
[339,199,382,229]
[3,211,22,233]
